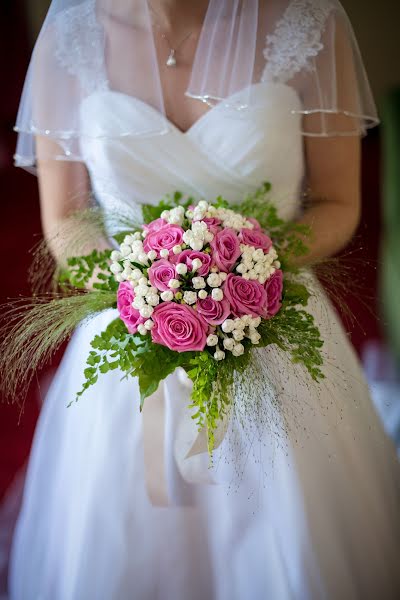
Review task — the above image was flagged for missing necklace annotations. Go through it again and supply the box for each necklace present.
[149,3,193,67]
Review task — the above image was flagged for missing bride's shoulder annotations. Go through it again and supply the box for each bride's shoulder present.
[35,1,106,93]
[261,0,337,83]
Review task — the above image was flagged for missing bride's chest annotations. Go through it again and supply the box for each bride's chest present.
[80,82,305,192]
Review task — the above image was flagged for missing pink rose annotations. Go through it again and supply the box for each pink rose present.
[196,296,231,326]
[265,270,283,317]
[210,228,241,273]
[151,302,208,352]
[172,250,211,277]
[143,217,168,233]
[223,274,268,318]
[247,217,262,231]
[117,282,145,334]
[239,228,272,252]
[143,224,184,257]
[148,259,176,292]
[194,217,222,235]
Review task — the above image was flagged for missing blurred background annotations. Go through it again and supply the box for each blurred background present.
[0,0,399,591]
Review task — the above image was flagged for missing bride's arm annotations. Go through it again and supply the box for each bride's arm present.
[295,118,362,267]
[36,137,111,264]
[295,115,362,266]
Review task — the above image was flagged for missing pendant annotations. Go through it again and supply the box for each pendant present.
[166,49,177,67]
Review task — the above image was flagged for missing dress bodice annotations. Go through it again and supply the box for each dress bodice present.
[79,82,305,224]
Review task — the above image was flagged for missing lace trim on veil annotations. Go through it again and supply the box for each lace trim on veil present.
[262,0,334,83]
[54,0,108,94]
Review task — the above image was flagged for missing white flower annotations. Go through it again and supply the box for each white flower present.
[133,232,142,241]
[110,263,123,274]
[204,231,214,243]
[159,249,169,259]
[132,269,143,281]
[193,209,206,221]
[120,244,132,257]
[185,209,194,219]
[207,273,221,288]
[183,231,194,245]
[140,305,154,319]
[169,207,185,225]
[211,288,224,301]
[138,324,148,335]
[192,276,206,289]
[123,267,132,278]
[160,210,170,220]
[219,272,227,281]
[223,337,235,351]
[192,221,208,234]
[132,240,144,250]
[252,249,264,261]
[111,251,122,261]
[147,250,157,261]
[198,200,209,211]
[232,343,245,357]
[168,279,181,289]
[233,329,245,342]
[144,319,154,330]
[241,315,252,326]
[183,291,197,305]
[236,264,246,274]
[214,349,226,361]
[176,263,188,276]
[243,258,254,270]
[206,334,219,347]
[135,285,149,297]
[274,260,281,269]
[124,235,136,245]
[190,239,204,252]
[247,269,257,279]
[251,317,261,328]
[233,318,246,331]
[173,245,182,255]
[250,331,261,344]
[138,252,149,264]
[191,258,203,272]
[198,290,208,300]
[221,319,235,333]
[133,297,146,310]
[161,290,174,302]
[115,274,124,283]
[138,277,148,286]
[146,294,160,307]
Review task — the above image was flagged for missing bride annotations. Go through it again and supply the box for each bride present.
[9,1,400,598]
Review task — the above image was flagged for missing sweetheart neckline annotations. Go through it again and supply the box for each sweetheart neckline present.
[83,82,301,138]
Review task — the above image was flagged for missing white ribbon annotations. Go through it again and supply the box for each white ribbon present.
[142,368,227,506]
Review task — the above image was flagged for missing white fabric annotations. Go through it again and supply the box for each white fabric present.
[9,82,400,599]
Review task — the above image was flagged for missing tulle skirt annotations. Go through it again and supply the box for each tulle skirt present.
[9,281,400,600]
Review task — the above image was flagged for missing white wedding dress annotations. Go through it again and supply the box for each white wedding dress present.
[9,4,400,600]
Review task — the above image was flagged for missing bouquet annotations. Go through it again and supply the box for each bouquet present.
[0,183,324,453]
